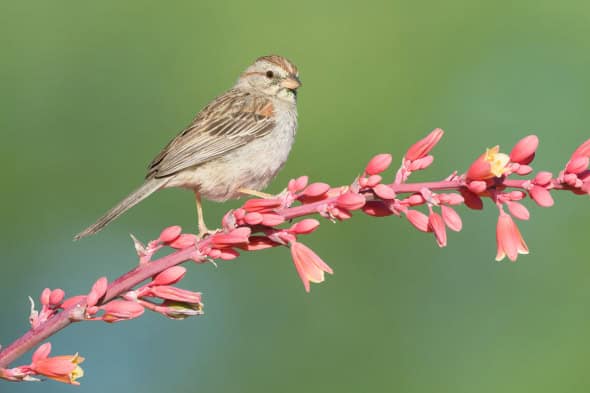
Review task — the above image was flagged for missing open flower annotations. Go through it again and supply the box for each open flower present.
[290,241,333,292]
[467,146,510,180]
[495,212,529,262]
[29,343,84,385]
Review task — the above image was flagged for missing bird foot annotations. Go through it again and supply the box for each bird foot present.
[197,227,221,241]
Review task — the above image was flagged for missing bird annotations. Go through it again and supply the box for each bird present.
[74,55,301,240]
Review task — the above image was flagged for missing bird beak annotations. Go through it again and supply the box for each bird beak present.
[281,76,301,90]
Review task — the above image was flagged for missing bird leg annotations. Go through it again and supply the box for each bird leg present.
[194,190,216,239]
[238,188,274,199]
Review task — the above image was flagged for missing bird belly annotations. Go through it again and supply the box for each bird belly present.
[166,105,297,202]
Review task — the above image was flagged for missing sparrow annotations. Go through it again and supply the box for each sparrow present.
[75,55,301,240]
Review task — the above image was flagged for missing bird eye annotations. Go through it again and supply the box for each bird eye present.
[266,70,274,79]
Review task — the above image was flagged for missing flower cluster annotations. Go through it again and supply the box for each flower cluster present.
[2,129,589,385]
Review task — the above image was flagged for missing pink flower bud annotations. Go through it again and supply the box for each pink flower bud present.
[303,182,330,197]
[460,189,484,210]
[529,185,554,207]
[506,201,530,220]
[87,277,108,307]
[406,194,425,206]
[32,342,52,362]
[441,205,462,232]
[362,201,394,217]
[563,173,577,185]
[438,193,464,205]
[290,218,321,234]
[514,165,533,176]
[40,288,51,306]
[408,155,434,171]
[405,128,444,161]
[60,295,85,310]
[158,225,182,244]
[208,249,222,258]
[244,212,263,225]
[288,176,308,192]
[100,300,144,323]
[373,184,395,200]
[572,138,590,158]
[261,213,285,226]
[239,236,279,251]
[210,228,251,248]
[49,289,65,307]
[533,171,553,186]
[152,266,187,286]
[509,135,538,164]
[243,198,282,212]
[168,234,198,249]
[336,192,366,210]
[429,212,447,247]
[366,175,382,187]
[406,210,430,232]
[233,208,246,220]
[365,153,393,175]
[467,180,487,194]
[566,156,589,174]
[219,249,240,260]
[509,191,526,200]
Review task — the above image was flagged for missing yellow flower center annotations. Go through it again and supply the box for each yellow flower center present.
[485,146,510,177]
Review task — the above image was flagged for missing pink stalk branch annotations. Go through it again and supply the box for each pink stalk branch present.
[1,129,589,385]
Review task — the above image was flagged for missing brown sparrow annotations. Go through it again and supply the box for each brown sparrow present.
[75,55,301,240]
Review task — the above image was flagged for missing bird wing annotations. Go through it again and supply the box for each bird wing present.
[147,90,275,179]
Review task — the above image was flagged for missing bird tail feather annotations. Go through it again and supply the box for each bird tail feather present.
[74,178,167,240]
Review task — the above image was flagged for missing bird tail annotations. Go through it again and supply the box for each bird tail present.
[74,178,168,240]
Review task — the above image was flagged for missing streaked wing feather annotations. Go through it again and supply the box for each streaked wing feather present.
[147,90,275,179]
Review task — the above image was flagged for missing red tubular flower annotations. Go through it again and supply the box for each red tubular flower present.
[242,198,282,212]
[404,128,444,161]
[149,286,202,303]
[290,242,333,292]
[496,212,529,262]
[29,343,84,385]
[509,135,538,164]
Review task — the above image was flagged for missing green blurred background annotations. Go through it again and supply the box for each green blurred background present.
[1,1,590,392]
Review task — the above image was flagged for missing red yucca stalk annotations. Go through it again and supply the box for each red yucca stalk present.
[1,129,589,385]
